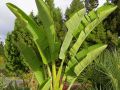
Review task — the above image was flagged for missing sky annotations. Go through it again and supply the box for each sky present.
[0,0,106,42]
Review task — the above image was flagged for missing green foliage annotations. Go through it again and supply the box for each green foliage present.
[77,49,120,90]
[102,1,120,48]
[6,0,116,90]
[95,49,120,90]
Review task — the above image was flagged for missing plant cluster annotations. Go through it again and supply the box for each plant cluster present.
[5,0,117,90]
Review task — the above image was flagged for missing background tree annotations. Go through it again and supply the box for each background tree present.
[4,19,32,75]
[46,0,65,43]
[0,41,6,73]
[102,0,120,48]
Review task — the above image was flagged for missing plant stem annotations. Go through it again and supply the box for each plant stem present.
[59,75,66,90]
[47,64,52,90]
[47,64,51,77]
[52,60,56,89]
[54,59,64,89]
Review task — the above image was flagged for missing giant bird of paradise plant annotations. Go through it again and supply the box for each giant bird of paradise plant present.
[6,0,117,90]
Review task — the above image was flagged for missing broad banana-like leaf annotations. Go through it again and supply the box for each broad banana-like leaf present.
[73,10,98,36]
[74,45,107,76]
[70,5,117,56]
[35,0,57,60]
[67,45,107,90]
[6,3,50,64]
[59,8,86,60]
[65,4,117,78]
[73,4,117,37]
[16,42,45,85]
[65,44,105,76]
[55,9,86,88]
[39,77,52,90]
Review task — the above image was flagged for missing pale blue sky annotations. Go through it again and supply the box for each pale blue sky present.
[0,0,106,42]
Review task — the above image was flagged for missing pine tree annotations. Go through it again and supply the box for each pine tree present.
[4,19,32,74]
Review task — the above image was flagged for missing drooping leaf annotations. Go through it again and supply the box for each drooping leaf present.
[16,42,45,85]
[6,3,50,64]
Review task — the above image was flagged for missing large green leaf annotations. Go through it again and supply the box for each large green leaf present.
[6,3,50,64]
[65,4,117,77]
[65,44,104,75]
[74,45,107,76]
[59,8,86,60]
[67,45,107,90]
[55,9,86,89]
[73,4,117,37]
[16,42,45,85]
[69,4,117,56]
[35,0,57,60]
